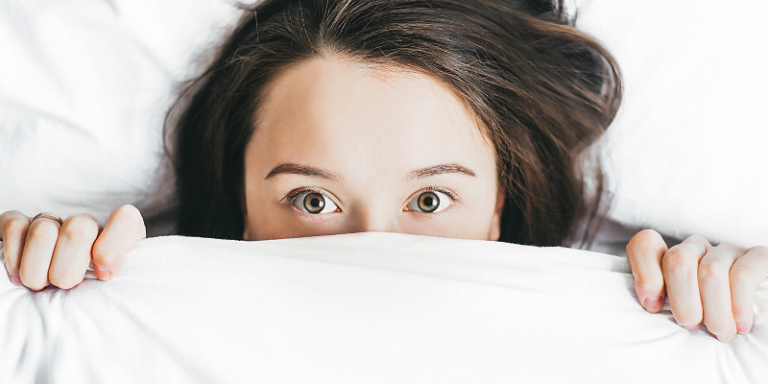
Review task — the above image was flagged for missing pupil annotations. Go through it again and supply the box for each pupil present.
[303,193,325,213]
[418,192,439,212]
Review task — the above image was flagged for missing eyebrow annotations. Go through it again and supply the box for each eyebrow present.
[264,162,476,181]
[407,163,476,181]
[265,163,339,181]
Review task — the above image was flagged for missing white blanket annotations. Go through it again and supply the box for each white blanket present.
[1,233,766,383]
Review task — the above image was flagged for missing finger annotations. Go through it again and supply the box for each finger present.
[626,229,668,313]
[48,214,101,289]
[729,246,768,335]
[92,205,146,281]
[698,244,746,342]
[0,211,31,285]
[74,212,103,234]
[19,217,62,291]
[682,234,713,250]
[661,242,708,330]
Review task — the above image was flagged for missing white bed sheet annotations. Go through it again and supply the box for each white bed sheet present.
[1,233,766,383]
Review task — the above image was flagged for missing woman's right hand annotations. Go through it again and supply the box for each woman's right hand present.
[0,204,146,291]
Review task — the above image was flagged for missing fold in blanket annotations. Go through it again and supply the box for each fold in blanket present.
[1,233,766,383]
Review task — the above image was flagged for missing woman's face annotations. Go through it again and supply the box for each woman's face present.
[243,54,504,241]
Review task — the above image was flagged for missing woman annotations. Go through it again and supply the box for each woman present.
[1,0,765,343]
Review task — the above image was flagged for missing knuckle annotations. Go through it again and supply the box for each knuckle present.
[627,229,664,251]
[683,234,708,244]
[697,262,726,285]
[729,266,752,286]
[1,210,24,220]
[662,246,697,274]
[637,229,662,240]
[61,217,98,242]
[3,217,28,239]
[28,220,60,242]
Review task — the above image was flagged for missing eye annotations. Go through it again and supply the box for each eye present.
[291,190,339,214]
[406,190,453,213]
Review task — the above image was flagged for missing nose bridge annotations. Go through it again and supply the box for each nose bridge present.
[348,200,399,234]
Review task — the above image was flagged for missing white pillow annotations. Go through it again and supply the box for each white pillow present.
[576,0,768,248]
[0,0,239,225]
[2,0,764,247]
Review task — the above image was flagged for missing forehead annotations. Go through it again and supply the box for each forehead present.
[249,54,496,180]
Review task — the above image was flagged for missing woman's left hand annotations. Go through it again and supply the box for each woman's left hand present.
[627,230,768,342]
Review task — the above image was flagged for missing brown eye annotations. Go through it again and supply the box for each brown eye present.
[292,190,338,214]
[406,189,453,213]
[418,191,439,212]
[303,193,325,214]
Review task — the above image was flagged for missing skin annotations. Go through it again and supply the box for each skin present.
[1,54,765,343]
[627,231,768,342]
[241,55,504,241]
[0,206,145,290]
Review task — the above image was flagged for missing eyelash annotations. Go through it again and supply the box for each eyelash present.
[284,186,460,207]
[284,187,327,202]
[421,186,460,202]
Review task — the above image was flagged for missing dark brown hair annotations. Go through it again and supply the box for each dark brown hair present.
[166,0,621,246]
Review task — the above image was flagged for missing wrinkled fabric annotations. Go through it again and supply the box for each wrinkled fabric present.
[1,232,766,383]
[0,0,239,226]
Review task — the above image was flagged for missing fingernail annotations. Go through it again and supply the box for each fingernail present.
[737,323,750,335]
[95,265,111,279]
[10,274,21,286]
[716,334,734,343]
[643,295,662,312]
